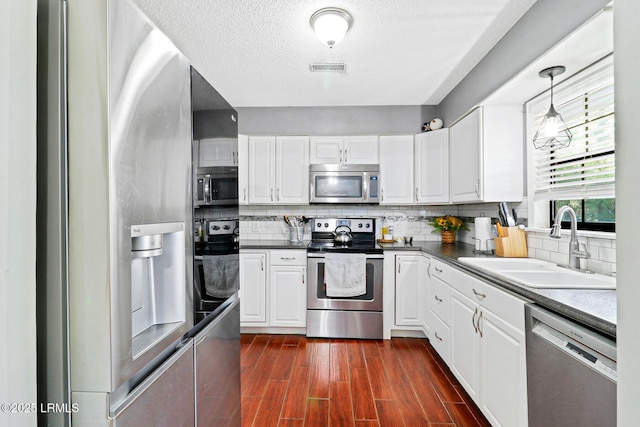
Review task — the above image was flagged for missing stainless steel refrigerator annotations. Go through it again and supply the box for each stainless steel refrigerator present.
[36,0,240,425]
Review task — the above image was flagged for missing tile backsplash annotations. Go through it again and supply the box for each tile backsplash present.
[526,230,616,276]
[229,200,616,277]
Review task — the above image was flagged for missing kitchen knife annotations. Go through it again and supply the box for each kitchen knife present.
[498,209,507,227]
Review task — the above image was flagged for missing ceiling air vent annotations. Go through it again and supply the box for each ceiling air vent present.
[309,62,347,72]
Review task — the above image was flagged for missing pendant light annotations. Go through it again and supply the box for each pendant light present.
[310,8,353,48]
[533,66,572,150]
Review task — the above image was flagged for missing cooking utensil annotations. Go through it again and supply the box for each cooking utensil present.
[500,202,516,226]
[498,209,507,227]
[332,225,353,244]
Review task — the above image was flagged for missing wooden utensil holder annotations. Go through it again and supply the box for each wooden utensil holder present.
[494,227,528,258]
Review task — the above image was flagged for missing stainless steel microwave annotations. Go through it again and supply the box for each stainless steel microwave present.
[309,164,380,204]
[194,166,238,206]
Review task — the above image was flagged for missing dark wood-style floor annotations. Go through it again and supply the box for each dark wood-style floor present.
[241,334,491,427]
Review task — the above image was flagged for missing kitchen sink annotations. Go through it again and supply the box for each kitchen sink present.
[458,257,616,289]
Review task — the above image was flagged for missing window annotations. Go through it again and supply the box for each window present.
[527,54,615,232]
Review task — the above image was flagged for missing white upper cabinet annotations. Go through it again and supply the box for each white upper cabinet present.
[449,106,523,203]
[238,134,248,205]
[248,136,276,204]
[343,136,379,164]
[197,137,238,167]
[379,135,414,204]
[415,129,450,204]
[248,135,309,205]
[310,136,379,164]
[275,136,309,204]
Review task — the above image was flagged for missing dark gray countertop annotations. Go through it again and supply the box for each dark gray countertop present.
[239,239,617,339]
[382,241,617,339]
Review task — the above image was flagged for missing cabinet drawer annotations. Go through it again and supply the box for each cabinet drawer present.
[428,311,451,365]
[429,257,452,284]
[429,276,450,325]
[269,250,307,266]
[449,267,526,330]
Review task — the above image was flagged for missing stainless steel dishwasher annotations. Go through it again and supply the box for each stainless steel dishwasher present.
[525,304,616,427]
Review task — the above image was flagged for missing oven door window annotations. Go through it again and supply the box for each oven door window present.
[315,175,363,198]
[316,261,374,300]
[210,176,238,201]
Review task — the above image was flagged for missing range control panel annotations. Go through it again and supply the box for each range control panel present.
[311,218,375,233]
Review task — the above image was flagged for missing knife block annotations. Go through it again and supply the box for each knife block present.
[494,227,528,258]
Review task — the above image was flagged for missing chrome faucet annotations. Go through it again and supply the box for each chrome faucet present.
[550,206,589,269]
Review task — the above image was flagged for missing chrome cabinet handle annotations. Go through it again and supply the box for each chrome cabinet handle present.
[381,188,384,202]
[277,188,280,202]
[478,310,484,337]
[472,307,479,333]
[475,179,480,197]
[434,295,443,303]
[426,262,431,278]
[270,188,273,202]
[339,149,343,163]
[280,257,295,260]
[472,288,486,299]
[397,261,401,274]
[344,149,348,162]
[260,259,264,271]
[434,267,443,274]
[243,188,247,201]
[415,187,419,202]
[434,332,443,342]
[302,268,305,284]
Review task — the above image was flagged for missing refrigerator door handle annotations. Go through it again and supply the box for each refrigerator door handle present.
[194,294,239,345]
[109,339,193,418]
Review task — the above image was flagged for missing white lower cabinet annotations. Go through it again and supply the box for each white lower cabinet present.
[269,251,306,327]
[449,268,528,427]
[239,251,267,324]
[395,254,428,327]
[426,257,452,365]
[240,249,306,329]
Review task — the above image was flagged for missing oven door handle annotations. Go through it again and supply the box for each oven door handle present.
[306,253,384,259]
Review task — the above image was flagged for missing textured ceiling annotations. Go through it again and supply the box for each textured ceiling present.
[130,0,537,107]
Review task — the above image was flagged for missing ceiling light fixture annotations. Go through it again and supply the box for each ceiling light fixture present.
[310,7,353,48]
[533,66,572,150]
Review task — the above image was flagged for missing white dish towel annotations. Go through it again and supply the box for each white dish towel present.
[324,253,366,297]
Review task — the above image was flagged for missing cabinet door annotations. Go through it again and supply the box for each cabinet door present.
[415,129,450,204]
[238,134,249,205]
[275,136,309,204]
[479,306,527,427]
[343,136,379,164]
[310,137,343,164]
[248,136,275,204]
[239,252,267,324]
[199,138,237,167]
[269,265,306,327]
[450,107,482,202]
[450,288,480,402]
[379,135,414,205]
[395,255,425,326]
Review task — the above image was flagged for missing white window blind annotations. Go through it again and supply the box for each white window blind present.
[528,55,614,201]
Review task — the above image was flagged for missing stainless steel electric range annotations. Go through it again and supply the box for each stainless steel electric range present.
[306,218,384,339]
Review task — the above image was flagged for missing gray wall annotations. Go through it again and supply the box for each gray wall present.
[237,105,438,135]
[614,0,640,423]
[438,0,611,124]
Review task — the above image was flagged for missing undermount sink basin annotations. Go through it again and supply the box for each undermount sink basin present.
[458,257,616,290]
